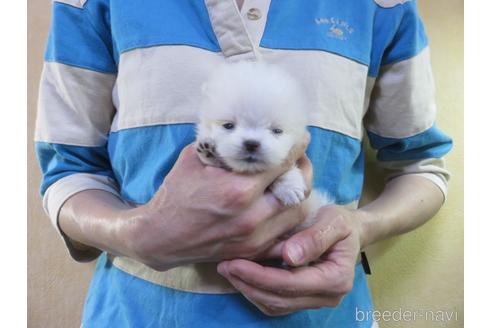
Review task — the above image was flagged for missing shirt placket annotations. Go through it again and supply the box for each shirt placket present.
[240,0,270,48]
[204,0,271,61]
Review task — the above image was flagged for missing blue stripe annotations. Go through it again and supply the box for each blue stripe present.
[366,124,453,162]
[369,1,428,77]
[108,124,196,205]
[35,142,114,195]
[308,127,365,204]
[82,253,373,328]
[108,125,364,205]
[381,1,428,66]
[261,0,375,66]
[45,1,116,74]
[110,0,221,57]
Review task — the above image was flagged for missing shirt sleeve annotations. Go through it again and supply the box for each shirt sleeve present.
[35,0,119,261]
[364,1,453,199]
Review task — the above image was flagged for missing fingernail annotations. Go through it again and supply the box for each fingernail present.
[287,243,304,265]
[217,262,228,276]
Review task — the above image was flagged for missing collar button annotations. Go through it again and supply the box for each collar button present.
[246,8,262,20]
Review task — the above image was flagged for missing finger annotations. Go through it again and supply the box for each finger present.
[256,240,285,259]
[255,205,305,244]
[283,211,350,266]
[231,192,284,227]
[219,259,335,297]
[220,267,342,315]
[225,195,302,248]
[220,192,286,240]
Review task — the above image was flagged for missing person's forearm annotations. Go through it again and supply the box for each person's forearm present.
[358,175,445,248]
[56,142,311,271]
[58,190,140,257]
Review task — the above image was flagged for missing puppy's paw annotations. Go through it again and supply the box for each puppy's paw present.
[197,138,216,157]
[270,167,307,206]
[196,138,220,166]
[272,184,306,206]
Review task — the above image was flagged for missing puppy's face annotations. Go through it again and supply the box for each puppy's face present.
[197,63,307,173]
[205,116,299,173]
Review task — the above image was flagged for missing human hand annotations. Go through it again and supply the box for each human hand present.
[217,205,369,316]
[124,134,312,271]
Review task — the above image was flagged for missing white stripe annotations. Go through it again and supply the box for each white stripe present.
[112,257,237,294]
[43,173,119,228]
[379,157,450,198]
[113,45,369,140]
[35,62,116,146]
[365,47,436,138]
[261,49,369,140]
[112,46,223,132]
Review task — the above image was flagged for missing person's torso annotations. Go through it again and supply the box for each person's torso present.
[107,0,388,208]
[86,2,392,326]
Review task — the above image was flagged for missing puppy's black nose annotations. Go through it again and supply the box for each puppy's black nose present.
[243,140,260,153]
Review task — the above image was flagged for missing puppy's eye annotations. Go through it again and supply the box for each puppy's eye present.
[272,128,283,135]
[222,122,235,130]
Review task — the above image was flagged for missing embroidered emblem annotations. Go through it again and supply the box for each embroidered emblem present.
[315,17,354,41]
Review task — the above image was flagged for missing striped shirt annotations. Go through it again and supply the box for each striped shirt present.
[35,0,452,327]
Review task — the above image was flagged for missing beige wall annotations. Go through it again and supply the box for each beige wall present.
[27,1,95,327]
[27,1,463,327]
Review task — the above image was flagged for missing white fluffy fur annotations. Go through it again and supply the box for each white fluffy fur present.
[197,62,307,173]
[196,62,332,227]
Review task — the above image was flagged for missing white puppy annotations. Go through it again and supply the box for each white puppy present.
[196,62,331,228]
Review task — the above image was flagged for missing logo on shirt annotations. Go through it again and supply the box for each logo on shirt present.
[315,17,354,41]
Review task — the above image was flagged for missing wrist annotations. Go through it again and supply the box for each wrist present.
[78,197,147,259]
[353,208,380,249]
[116,205,154,259]
[119,203,178,271]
